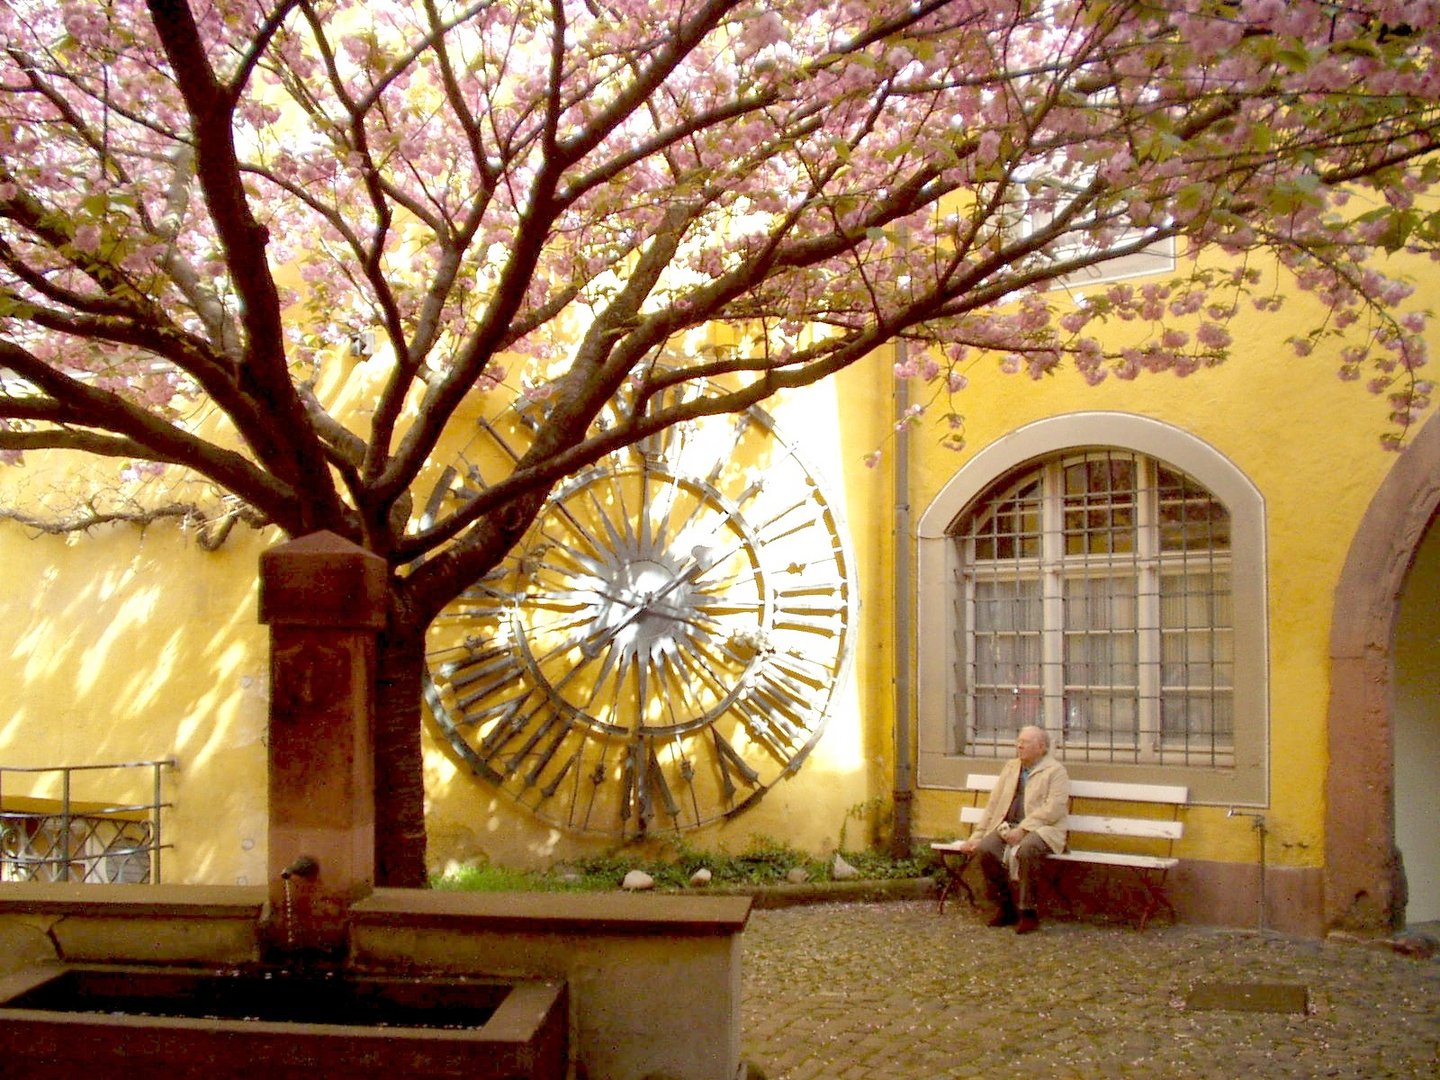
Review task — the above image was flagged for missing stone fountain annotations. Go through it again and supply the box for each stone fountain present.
[0,532,751,1079]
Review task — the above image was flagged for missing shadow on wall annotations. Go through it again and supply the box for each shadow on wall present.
[0,523,274,886]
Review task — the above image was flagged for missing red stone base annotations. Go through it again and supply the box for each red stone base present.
[1034,859,1325,936]
[1173,859,1324,937]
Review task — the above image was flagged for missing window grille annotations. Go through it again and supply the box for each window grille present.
[952,450,1233,766]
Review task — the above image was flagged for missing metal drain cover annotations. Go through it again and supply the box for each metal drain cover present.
[1185,981,1309,1013]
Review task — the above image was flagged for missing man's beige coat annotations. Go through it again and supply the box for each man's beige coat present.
[968,754,1070,854]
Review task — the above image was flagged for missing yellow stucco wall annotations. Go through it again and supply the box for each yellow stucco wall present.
[0,243,1433,886]
[906,248,1439,873]
[0,521,275,885]
[0,361,900,884]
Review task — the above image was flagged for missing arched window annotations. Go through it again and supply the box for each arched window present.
[917,415,1266,804]
[956,450,1231,765]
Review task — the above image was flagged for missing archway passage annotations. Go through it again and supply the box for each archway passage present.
[1326,412,1440,934]
[1395,514,1440,926]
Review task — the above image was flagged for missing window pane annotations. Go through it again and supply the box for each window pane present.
[1157,569,1233,762]
[1157,466,1231,551]
[1063,692,1139,760]
[1063,454,1136,556]
[1065,574,1138,631]
[976,631,1043,683]
[973,577,1041,631]
[968,576,1042,749]
[973,691,1014,743]
[1064,584,1140,754]
[1160,694,1233,759]
[969,479,1041,561]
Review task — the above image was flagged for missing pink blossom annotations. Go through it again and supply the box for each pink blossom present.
[0,0,1435,506]
[1196,323,1231,350]
[737,11,788,63]
[71,225,102,253]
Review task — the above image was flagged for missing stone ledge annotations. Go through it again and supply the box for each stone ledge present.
[0,882,265,919]
[354,887,752,935]
[0,884,265,969]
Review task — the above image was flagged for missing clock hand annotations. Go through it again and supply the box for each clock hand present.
[638,544,720,607]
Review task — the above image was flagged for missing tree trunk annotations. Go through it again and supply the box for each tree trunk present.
[373,623,429,888]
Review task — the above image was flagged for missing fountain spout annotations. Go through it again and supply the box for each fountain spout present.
[280,854,319,881]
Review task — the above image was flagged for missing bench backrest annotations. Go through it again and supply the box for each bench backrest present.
[965,773,1188,805]
[960,773,1187,845]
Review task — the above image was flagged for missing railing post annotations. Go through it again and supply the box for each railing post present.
[151,760,164,884]
[59,767,71,883]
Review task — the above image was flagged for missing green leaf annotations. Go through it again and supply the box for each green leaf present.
[1375,210,1417,253]
[1276,46,1313,73]
[1330,38,1381,60]
[1174,183,1210,215]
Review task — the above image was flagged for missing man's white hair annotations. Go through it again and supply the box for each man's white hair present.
[1018,724,1049,749]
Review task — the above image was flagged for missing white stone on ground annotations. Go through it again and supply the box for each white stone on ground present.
[621,869,655,890]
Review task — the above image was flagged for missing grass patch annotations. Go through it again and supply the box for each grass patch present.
[433,836,940,893]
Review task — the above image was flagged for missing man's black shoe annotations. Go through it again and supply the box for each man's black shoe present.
[987,907,1018,928]
[1015,911,1040,935]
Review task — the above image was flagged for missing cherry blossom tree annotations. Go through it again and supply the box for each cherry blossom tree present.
[1,0,1437,884]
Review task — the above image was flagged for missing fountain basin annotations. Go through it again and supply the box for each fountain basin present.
[0,963,566,1079]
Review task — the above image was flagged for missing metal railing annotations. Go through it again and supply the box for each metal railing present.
[0,758,175,884]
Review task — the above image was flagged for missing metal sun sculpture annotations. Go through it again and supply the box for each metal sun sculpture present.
[424,386,854,838]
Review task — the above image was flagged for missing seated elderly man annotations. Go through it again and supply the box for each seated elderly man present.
[954,725,1069,934]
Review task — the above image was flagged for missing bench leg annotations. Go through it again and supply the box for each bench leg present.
[935,853,975,915]
[1135,869,1175,932]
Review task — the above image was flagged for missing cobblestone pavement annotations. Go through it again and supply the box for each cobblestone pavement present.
[739,900,1440,1079]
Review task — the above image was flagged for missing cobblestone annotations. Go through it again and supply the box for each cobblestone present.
[740,901,1440,1079]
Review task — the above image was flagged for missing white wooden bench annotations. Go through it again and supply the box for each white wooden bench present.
[931,773,1188,930]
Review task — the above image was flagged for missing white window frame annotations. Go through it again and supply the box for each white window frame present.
[916,413,1268,806]
[1015,165,1177,287]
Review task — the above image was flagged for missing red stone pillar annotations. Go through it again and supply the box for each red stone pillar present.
[258,531,388,956]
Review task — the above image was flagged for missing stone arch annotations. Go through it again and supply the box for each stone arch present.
[1325,411,1440,933]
